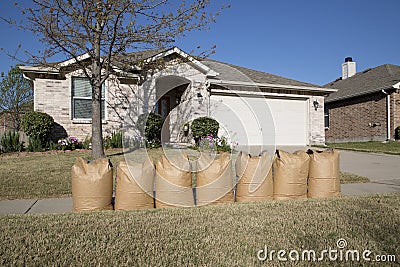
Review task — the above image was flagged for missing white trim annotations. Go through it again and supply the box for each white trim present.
[19,65,59,74]
[58,53,90,67]
[144,47,219,77]
[393,81,400,89]
[71,76,107,121]
[209,79,337,93]
[211,88,310,99]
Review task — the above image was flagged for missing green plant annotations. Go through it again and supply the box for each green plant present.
[82,136,92,150]
[21,111,54,148]
[395,126,400,140]
[48,141,59,151]
[216,136,232,152]
[104,131,123,149]
[137,113,163,148]
[0,131,24,153]
[191,117,219,144]
[27,136,43,152]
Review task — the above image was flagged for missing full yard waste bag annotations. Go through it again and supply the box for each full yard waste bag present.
[155,154,194,208]
[115,158,155,210]
[235,151,273,202]
[72,157,113,212]
[307,149,341,198]
[196,152,234,206]
[273,150,309,200]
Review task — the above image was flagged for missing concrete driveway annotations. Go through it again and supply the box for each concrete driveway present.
[338,150,400,195]
[339,150,400,184]
[277,147,400,196]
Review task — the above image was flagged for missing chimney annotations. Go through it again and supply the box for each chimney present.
[342,57,356,79]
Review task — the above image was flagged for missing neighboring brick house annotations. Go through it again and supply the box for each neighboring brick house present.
[20,47,336,147]
[324,58,400,142]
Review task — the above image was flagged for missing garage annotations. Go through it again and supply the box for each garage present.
[210,94,308,146]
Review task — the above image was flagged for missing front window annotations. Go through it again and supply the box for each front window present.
[324,106,329,128]
[72,77,105,120]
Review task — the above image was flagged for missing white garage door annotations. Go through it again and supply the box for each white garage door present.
[210,95,308,146]
[266,98,308,146]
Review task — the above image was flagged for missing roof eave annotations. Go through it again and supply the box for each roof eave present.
[326,84,397,103]
[208,79,337,94]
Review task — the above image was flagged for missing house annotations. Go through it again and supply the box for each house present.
[20,47,336,148]
[324,58,400,142]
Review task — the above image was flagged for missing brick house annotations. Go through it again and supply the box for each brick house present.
[324,58,400,142]
[20,47,336,147]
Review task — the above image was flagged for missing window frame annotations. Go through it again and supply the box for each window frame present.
[71,77,107,122]
[324,105,330,129]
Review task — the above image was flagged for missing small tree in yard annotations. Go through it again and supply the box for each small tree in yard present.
[3,0,228,159]
[0,65,33,131]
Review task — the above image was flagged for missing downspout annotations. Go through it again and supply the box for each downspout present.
[382,89,390,140]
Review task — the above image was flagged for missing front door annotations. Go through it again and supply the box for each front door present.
[157,96,170,120]
[156,96,171,143]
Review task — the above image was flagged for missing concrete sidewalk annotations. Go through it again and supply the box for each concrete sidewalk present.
[0,198,73,215]
[1,186,400,215]
[1,149,399,215]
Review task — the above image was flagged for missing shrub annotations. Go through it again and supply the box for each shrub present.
[0,131,24,153]
[191,117,219,144]
[21,111,54,148]
[137,113,163,148]
[104,131,123,149]
[27,136,43,152]
[395,126,400,140]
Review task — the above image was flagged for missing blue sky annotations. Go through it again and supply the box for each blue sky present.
[1,0,399,85]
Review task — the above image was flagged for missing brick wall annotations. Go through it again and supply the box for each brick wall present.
[392,90,400,138]
[34,75,137,142]
[325,92,388,142]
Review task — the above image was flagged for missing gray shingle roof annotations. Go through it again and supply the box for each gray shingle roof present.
[324,64,400,103]
[201,60,322,88]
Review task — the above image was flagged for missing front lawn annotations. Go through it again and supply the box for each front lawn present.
[324,141,400,155]
[1,194,399,266]
[0,148,165,200]
[0,149,369,200]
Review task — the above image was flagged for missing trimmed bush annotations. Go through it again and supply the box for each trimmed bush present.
[0,131,24,153]
[21,111,54,147]
[191,117,219,144]
[395,126,400,140]
[137,113,163,148]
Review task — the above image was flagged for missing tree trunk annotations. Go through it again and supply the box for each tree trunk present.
[91,10,105,159]
[91,83,105,158]
[91,61,105,159]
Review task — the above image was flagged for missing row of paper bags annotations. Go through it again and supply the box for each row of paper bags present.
[71,149,340,212]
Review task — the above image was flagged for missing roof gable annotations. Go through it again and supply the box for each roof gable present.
[325,64,400,102]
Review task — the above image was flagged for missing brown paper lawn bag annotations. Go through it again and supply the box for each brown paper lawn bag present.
[115,158,155,210]
[155,154,194,208]
[72,157,113,212]
[273,150,309,200]
[196,152,234,206]
[236,151,273,202]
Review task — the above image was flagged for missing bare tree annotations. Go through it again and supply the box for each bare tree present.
[4,0,227,158]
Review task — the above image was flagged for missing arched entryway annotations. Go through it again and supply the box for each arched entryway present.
[154,75,191,143]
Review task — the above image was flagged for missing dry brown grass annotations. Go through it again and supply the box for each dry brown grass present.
[0,194,399,266]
